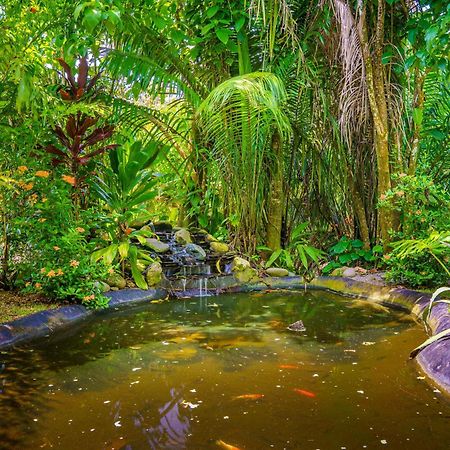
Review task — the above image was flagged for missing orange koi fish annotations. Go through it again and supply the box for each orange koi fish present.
[216,440,242,450]
[293,388,316,398]
[233,393,265,400]
[279,364,300,370]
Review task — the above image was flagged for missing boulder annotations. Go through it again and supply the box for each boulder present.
[343,267,357,278]
[144,238,170,253]
[106,273,127,289]
[146,262,163,286]
[94,280,110,293]
[266,267,289,277]
[174,228,192,244]
[231,256,251,271]
[210,241,229,254]
[231,256,258,283]
[185,243,206,261]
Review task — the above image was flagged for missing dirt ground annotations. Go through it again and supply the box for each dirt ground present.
[0,290,59,323]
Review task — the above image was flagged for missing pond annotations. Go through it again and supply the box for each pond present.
[0,291,449,449]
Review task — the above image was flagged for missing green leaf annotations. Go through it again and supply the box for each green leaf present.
[372,245,383,253]
[171,29,186,44]
[424,26,439,44]
[266,249,282,268]
[206,6,220,18]
[82,8,102,33]
[338,253,353,264]
[118,241,130,258]
[215,28,232,44]
[331,240,348,254]
[407,28,417,45]
[351,239,364,248]
[235,16,245,32]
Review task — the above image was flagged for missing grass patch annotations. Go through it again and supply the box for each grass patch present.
[0,291,59,323]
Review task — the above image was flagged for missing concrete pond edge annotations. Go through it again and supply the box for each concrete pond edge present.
[0,276,449,396]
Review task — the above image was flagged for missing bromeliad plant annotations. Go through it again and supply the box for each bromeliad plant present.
[91,140,161,289]
[262,222,325,277]
[44,56,117,205]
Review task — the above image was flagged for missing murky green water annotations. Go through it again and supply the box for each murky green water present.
[1,291,449,450]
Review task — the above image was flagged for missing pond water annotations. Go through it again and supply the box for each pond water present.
[1,291,449,450]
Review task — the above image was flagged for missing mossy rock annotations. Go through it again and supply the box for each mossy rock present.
[266,267,289,277]
[106,273,127,289]
[210,241,229,254]
[144,238,170,253]
[146,262,163,286]
[174,228,192,244]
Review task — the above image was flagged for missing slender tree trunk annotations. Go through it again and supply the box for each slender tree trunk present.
[348,173,370,249]
[358,3,393,249]
[266,132,283,250]
[408,69,426,175]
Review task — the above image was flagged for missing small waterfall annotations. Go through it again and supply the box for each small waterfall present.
[199,277,203,297]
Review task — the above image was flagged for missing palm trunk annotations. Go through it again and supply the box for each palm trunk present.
[266,132,283,250]
[358,3,393,249]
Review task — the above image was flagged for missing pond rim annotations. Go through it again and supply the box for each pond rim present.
[0,275,449,397]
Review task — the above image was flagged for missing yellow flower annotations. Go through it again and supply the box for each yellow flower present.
[38,218,47,223]
[35,282,42,289]
[56,268,64,276]
[75,227,85,233]
[18,166,28,173]
[83,294,95,301]
[53,246,60,251]
[35,170,50,178]
[42,197,48,203]
[47,270,56,277]
[40,267,46,274]
[25,282,31,287]
[70,260,80,267]
[62,175,76,186]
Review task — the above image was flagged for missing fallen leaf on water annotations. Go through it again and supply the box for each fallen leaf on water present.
[293,388,316,398]
[362,341,375,346]
[180,400,199,409]
[216,439,242,450]
[129,346,142,350]
[233,393,265,401]
[279,364,300,370]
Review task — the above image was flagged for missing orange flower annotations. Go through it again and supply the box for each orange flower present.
[35,170,50,178]
[47,270,56,277]
[42,197,48,203]
[83,294,95,301]
[56,268,64,276]
[40,267,46,274]
[383,254,391,260]
[18,166,28,173]
[53,246,60,251]
[35,282,42,289]
[380,194,387,201]
[62,175,76,186]
[25,282,31,287]
[23,182,34,191]
[125,228,132,235]
[70,260,80,267]
[395,190,405,197]
[75,227,85,233]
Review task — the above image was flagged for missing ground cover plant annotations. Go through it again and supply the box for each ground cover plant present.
[0,0,448,312]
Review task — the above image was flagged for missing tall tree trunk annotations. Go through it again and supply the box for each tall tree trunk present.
[348,173,370,249]
[266,132,283,250]
[358,3,393,249]
[408,69,426,175]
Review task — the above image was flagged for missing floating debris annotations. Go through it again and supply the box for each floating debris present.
[293,388,316,398]
[216,439,241,449]
[287,320,306,332]
[233,394,264,400]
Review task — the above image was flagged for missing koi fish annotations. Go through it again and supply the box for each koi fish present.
[233,393,265,400]
[293,388,316,398]
[216,439,242,450]
[279,364,300,370]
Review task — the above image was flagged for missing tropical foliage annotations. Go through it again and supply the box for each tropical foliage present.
[0,0,448,307]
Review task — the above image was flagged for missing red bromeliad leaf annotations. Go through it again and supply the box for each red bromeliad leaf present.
[70,135,82,156]
[59,89,72,101]
[83,125,115,146]
[77,57,88,89]
[76,87,84,99]
[66,115,78,139]
[79,116,98,135]
[54,125,70,148]
[86,72,101,92]
[45,144,65,157]
[57,58,76,88]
